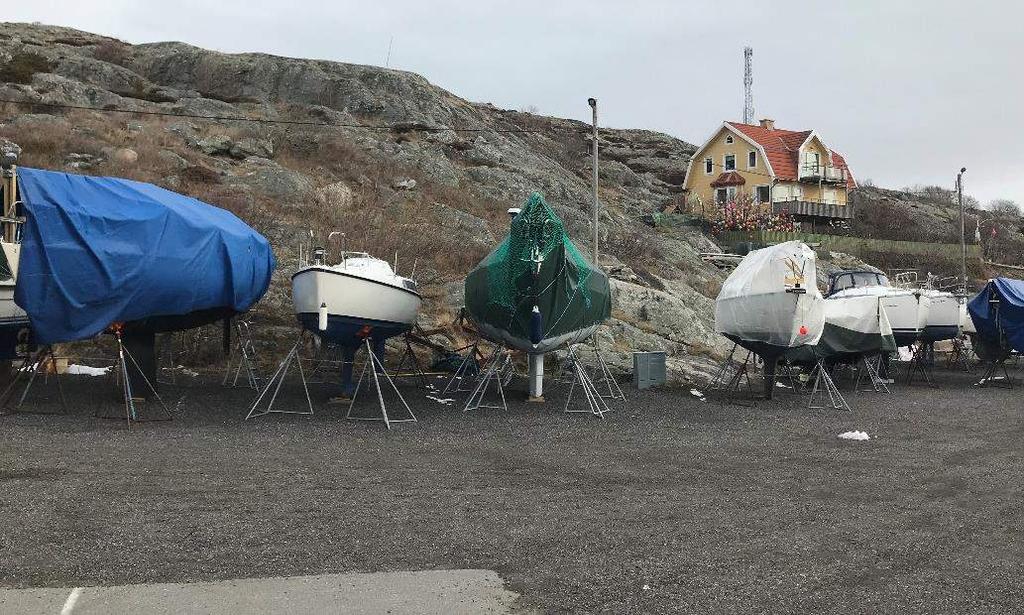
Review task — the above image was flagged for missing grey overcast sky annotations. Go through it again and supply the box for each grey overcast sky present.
[5,0,1023,204]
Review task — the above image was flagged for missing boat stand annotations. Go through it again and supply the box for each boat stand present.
[390,333,429,388]
[563,346,612,418]
[96,330,173,427]
[975,360,1013,389]
[223,319,262,390]
[157,332,178,385]
[442,342,483,395]
[946,336,975,373]
[904,343,936,387]
[808,361,851,412]
[855,355,891,394]
[463,346,509,412]
[590,337,625,401]
[709,345,756,405]
[708,343,741,391]
[245,333,313,420]
[346,338,416,429]
[0,345,68,415]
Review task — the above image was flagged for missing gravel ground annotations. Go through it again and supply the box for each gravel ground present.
[0,363,1022,614]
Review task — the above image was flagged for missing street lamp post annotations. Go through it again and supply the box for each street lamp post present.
[957,167,967,293]
[588,97,599,265]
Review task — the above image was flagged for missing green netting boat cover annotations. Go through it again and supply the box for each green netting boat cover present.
[464,193,612,352]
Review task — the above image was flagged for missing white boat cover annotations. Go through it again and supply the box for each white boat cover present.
[715,241,826,350]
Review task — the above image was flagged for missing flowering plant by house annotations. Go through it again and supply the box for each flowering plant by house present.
[711,197,795,234]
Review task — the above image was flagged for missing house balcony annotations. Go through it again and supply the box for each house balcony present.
[798,164,848,185]
[773,199,853,220]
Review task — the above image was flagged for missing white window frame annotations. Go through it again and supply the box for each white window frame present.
[748,150,757,169]
[726,186,738,201]
[754,184,770,203]
[704,157,713,175]
[715,188,728,204]
[723,154,736,171]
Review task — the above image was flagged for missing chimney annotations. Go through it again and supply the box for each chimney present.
[759,118,775,130]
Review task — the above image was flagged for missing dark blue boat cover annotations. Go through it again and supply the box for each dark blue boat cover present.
[15,168,275,344]
[967,278,1024,352]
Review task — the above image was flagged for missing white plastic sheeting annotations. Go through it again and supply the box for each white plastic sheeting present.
[715,241,825,352]
[824,294,893,338]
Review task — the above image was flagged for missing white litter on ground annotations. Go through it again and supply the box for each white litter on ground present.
[775,381,791,389]
[66,364,112,377]
[837,430,870,441]
[176,366,199,377]
[426,395,455,405]
[689,389,706,401]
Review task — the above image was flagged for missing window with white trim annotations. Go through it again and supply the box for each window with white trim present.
[715,188,727,204]
[748,150,756,168]
[704,157,713,174]
[724,154,736,171]
[756,185,770,203]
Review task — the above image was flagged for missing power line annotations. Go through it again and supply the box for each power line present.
[0,96,584,135]
[1,96,791,180]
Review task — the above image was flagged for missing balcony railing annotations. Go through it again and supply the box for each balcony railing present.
[773,199,853,220]
[798,164,848,184]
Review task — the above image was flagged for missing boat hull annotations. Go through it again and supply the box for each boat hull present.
[785,295,895,365]
[831,287,927,346]
[920,291,960,342]
[292,266,421,346]
[714,241,826,360]
[473,320,599,354]
[716,290,823,359]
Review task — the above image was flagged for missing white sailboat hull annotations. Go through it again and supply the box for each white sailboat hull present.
[715,241,826,357]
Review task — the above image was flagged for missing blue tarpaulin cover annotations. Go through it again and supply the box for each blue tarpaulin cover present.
[967,277,1024,352]
[14,168,275,344]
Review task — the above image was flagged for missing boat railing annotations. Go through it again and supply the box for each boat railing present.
[892,271,919,289]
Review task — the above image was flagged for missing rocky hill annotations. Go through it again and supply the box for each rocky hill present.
[0,22,734,383]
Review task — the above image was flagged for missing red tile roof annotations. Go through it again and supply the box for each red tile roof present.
[725,122,856,189]
[709,171,746,187]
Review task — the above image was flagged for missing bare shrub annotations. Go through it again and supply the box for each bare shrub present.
[0,52,54,84]
[92,40,130,66]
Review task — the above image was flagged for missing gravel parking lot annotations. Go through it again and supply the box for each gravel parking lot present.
[1,363,1021,614]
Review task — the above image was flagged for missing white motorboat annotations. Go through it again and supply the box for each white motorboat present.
[825,270,928,347]
[292,249,421,348]
[715,241,826,360]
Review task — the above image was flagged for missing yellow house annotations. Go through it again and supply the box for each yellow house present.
[683,119,856,227]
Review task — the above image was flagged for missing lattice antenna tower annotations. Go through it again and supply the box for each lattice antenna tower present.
[743,46,754,124]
